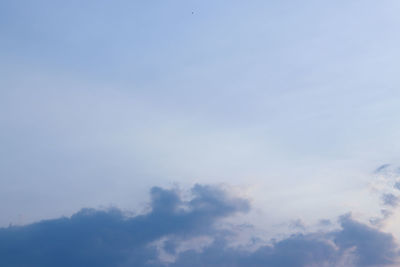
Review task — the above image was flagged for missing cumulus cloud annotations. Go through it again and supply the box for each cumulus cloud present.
[0,184,249,267]
[334,214,398,266]
[0,184,398,267]
[173,214,399,267]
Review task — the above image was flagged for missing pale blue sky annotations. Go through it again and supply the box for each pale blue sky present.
[2,0,400,233]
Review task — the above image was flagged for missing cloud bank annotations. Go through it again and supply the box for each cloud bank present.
[0,184,398,267]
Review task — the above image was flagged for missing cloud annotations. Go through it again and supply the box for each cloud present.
[173,214,399,267]
[374,164,391,174]
[333,214,398,266]
[369,164,400,224]
[0,184,398,267]
[394,182,400,191]
[289,219,306,230]
[319,219,332,226]
[0,184,249,267]
[382,193,399,207]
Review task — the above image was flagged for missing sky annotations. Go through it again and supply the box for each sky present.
[2,1,400,266]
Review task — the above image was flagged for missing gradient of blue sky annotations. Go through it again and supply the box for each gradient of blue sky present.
[2,0,400,247]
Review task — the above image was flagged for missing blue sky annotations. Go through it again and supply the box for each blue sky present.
[2,1,400,266]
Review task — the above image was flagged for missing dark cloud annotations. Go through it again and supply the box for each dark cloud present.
[333,214,398,266]
[0,184,249,267]
[381,193,399,207]
[0,185,398,267]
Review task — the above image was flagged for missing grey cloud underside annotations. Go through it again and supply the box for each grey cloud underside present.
[0,185,398,267]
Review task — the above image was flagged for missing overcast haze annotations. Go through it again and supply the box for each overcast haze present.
[2,1,400,266]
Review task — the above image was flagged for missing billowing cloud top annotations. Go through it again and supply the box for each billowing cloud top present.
[1,184,398,267]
